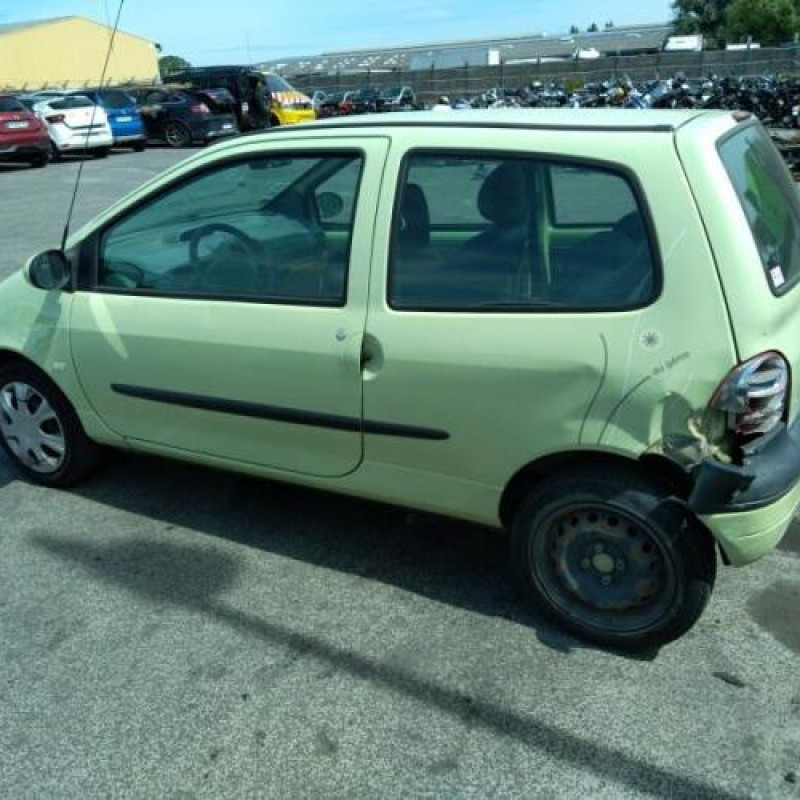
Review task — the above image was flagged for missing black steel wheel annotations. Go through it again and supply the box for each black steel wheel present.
[0,361,102,487]
[163,121,192,148]
[511,464,715,650]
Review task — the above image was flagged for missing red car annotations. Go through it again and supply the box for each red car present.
[0,95,50,168]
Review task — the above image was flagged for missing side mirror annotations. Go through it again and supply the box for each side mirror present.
[28,249,71,291]
[317,192,344,220]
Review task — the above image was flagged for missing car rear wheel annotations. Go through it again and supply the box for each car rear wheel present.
[0,362,102,487]
[50,142,62,162]
[132,142,146,152]
[510,464,716,651]
[163,121,192,148]
[92,147,110,159]
[28,154,48,168]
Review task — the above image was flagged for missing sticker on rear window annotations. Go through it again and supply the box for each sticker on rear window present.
[770,265,786,288]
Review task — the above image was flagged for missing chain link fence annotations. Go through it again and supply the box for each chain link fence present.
[288,45,800,102]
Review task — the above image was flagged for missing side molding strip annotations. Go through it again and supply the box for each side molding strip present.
[110,384,450,441]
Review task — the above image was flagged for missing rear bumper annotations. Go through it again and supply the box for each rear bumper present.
[54,131,114,151]
[690,418,800,564]
[113,133,146,144]
[202,127,238,143]
[0,139,50,159]
[699,476,800,566]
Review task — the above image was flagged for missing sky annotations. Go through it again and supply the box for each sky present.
[0,0,674,64]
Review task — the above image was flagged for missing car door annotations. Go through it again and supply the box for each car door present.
[360,128,732,506]
[70,138,389,477]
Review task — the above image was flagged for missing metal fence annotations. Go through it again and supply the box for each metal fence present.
[288,45,800,101]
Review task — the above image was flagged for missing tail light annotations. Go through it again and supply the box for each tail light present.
[711,352,789,438]
[45,114,66,124]
[190,103,210,115]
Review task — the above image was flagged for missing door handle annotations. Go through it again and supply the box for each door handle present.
[360,333,383,380]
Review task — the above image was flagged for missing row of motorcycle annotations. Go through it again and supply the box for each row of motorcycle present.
[462,74,800,126]
[449,74,800,171]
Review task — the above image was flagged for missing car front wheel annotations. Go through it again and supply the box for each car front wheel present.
[510,464,716,651]
[0,362,101,487]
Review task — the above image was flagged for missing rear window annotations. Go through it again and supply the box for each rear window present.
[719,123,800,295]
[49,96,93,110]
[0,98,25,112]
[98,90,135,109]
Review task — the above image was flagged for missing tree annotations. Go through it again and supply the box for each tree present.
[605,20,615,28]
[569,24,580,34]
[158,55,191,79]
[587,22,599,32]
[671,0,733,43]
[723,0,799,44]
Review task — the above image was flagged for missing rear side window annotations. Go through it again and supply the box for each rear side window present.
[719,123,800,295]
[389,152,657,311]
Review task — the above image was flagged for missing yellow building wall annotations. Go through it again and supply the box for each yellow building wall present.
[0,16,159,91]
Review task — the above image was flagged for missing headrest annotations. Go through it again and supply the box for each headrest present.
[399,182,430,246]
[478,162,527,227]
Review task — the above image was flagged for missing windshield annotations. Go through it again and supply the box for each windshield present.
[719,123,800,295]
[264,74,293,92]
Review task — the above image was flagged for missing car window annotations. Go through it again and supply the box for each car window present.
[0,98,26,112]
[98,153,363,305]
[550,165,637,226]
[389,152,657,311]
[265,75,293,93]
[313,158,362,225]
[98,90,136,109]
[719,123,800,295]
[49,96,94,110]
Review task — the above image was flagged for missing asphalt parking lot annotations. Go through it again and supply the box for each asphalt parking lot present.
[0,147,799,800]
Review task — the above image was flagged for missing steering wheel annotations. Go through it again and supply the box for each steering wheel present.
[185,223,263,292]
[102,259,146,289]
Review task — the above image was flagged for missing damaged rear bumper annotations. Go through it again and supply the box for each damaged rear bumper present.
[689,419,800,565]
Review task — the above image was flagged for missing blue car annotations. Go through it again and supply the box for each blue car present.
[69,88,146,151]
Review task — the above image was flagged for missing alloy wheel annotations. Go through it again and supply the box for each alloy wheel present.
[0,381,66,474]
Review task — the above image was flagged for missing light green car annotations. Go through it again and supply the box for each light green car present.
[1,110,798,650]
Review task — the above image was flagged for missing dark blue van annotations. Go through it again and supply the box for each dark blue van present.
[70,88,146,151]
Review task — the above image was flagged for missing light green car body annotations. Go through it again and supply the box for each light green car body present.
[1,110,798,566]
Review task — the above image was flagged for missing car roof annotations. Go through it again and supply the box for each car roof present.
[240,108,728,137]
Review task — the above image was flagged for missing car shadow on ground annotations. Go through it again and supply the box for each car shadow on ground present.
[25,526,746,800]
[0,162,46,173]
[779,516,800,555]
[36,450,667,660]
[22,451,751,800]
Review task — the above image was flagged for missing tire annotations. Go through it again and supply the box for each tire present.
[92,147,110,159]
[50,142,62,162]
[163,121,192,148]
[28,154,48,168]
[269,114,280,127]
[0,361,102,488]
[510,464,716,651]
[132,141,146,152]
